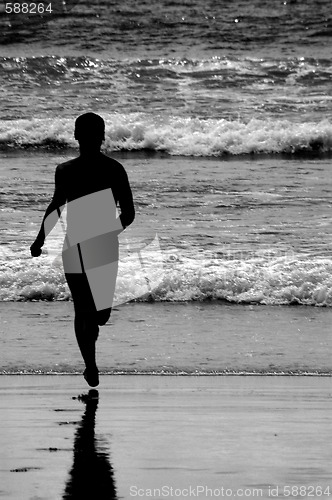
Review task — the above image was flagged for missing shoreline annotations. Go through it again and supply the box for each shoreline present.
[1,370,332,376]
[1,301,332,375]
[1,148,332,161]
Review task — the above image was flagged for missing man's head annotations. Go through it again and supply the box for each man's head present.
[74,113,105,149]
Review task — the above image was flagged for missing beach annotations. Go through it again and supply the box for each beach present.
[1,0,332,497]
[1,301,332,498]
[1,301,332,375]
[2,299,331,498]
[2,113,332,500]
[1,375,332,500]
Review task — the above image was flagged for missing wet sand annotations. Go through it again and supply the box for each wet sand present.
[1,375,332,500]
[1,301,332,375]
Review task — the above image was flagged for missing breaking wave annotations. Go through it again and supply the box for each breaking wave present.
[1,115,332,157]
[1,250,332,306]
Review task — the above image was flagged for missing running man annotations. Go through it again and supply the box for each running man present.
[30,113,135,387]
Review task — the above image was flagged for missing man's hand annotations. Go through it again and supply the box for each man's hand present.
[30,240,43,257]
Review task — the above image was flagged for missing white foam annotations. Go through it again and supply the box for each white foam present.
[1,115,332,156]
[2,251,332,306]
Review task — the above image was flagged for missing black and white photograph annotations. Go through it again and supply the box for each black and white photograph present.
[1,1,332,499]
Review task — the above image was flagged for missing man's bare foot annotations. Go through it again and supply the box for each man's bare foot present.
[83,367,99,387]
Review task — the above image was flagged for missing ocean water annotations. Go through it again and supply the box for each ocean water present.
[1,0,332,373]
[1,153,332,307]
[1,0,332,155]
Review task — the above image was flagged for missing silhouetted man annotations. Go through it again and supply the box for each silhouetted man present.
[30,113,135,387]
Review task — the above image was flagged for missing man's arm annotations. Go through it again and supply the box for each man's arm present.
[30,165,67,257]
[117,167,135,230]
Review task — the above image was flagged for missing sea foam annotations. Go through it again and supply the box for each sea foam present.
[1,251,332,306]
[1,115,332,157]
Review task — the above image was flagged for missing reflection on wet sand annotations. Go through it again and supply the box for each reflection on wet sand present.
[63,390,117,499]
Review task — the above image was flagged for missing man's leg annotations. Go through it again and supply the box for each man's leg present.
[74,311,99,371]
[65,273,100,387]
[97,308,112,326]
